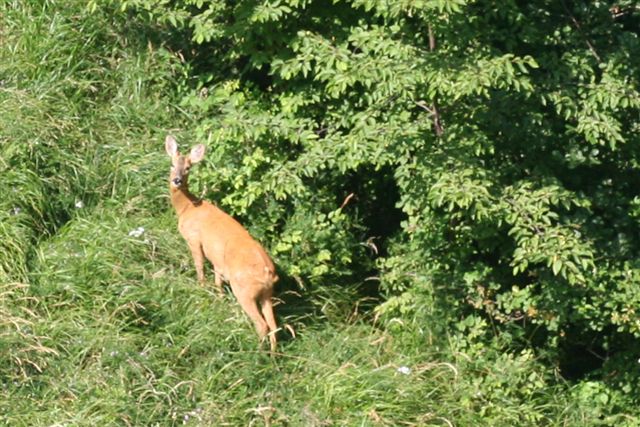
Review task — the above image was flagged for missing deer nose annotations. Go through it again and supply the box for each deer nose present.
[172,177,182,186]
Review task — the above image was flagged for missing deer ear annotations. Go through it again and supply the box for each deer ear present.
[189,144,206,163]
[165,135,178,157]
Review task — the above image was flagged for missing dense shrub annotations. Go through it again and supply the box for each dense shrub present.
[120,0,640,389]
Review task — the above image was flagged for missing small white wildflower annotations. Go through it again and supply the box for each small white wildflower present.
[75,200,84,209]
[397,366,411,375]
[184,414,190,422]
[128,226,145,237]
[10,207,21,215]
[109,351,119,357]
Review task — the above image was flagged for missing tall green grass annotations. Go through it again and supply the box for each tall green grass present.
[1,1,636,426]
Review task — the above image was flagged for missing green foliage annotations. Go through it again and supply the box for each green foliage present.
[129,0,640,413]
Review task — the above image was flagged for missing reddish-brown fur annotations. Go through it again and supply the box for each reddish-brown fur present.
[165,135,278,351]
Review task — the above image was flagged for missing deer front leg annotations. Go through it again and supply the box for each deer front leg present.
[214,272,224,297]
[187,241,205,285]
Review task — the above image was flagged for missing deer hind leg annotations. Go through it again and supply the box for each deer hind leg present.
[260,293,278,352]
[234,286,270,349]
[187,241,205,285]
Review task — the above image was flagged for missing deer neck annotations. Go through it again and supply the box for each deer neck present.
[170,185,198,217]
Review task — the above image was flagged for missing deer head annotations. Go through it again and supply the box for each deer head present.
[165,135,205,189]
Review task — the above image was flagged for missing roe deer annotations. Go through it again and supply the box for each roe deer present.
[165,135,279,352]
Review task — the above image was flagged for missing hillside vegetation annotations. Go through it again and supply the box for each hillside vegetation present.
[2,0,640,425]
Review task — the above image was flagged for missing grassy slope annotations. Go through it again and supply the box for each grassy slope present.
[0,2,633,426]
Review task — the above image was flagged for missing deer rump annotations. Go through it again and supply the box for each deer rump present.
[178,200,277,292]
